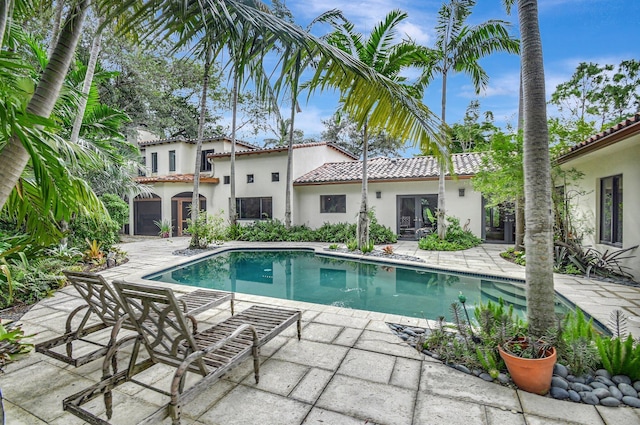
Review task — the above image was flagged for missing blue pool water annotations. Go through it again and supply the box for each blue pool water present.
[145,249,573,321]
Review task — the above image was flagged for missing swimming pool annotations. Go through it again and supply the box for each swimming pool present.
[145,249,573,321]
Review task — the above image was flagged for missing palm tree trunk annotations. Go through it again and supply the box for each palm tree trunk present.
[515,71,525,251]
[284,101,296,229]
[70,17,104,144]
[0,0,88,211]
[357,122,369,249]
[191,43,213,248]
[48,0,65,59]
[0,0,11,48]
[437,70,448,240]
[229,70,239,226]
[518,0,555,336]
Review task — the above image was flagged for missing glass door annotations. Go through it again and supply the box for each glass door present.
[397,195,437,239]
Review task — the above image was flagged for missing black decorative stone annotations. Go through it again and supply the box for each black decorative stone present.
[580,392,600,405]
[589,382,608,390]
[568,390,581,402]
[497,373,510,384]
[609,386,623,400]
[600,397,621,407]
[595,369,612,379]
[570,382,592,392]
[550,387,570,400]
[591,387,611,399]
[595,376,615,386]
[622,396,640,408]
[618,383,638,398]
[553,364,569,378]
[453,364,471,374]
[551,376,569,390]
[634,381,640,392]
[479,373,494,382]
[612,375,632,385]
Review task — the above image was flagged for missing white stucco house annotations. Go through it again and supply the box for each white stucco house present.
[556,113,640,281]
[129,135,517,243]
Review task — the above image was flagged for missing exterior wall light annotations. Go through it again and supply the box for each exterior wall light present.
[376,191,382,199]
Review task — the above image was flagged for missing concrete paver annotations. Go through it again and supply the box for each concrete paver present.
[3,237,640,424]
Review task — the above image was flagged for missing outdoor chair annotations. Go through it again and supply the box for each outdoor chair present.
[35,271,234,368]
[63,280,301,425]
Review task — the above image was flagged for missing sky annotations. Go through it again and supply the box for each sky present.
[235,0,640,156]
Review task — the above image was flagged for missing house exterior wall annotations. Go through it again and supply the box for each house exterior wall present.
[294,178,483,237]
[559,134,640,281]
[208,146,356,222]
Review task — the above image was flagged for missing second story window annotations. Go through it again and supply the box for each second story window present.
[272,172,279,182]
[151,152,158,173]
[201,149,214,171]
[139,156,146,176]
[224,176,230,184]
[169,150,176,172]
[247,174,254,183]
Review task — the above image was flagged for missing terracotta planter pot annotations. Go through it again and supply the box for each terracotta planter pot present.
[498,342,557,395]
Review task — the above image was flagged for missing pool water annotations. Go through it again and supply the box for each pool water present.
[145,249,572,321]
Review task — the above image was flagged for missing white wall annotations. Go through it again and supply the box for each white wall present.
[560,134,640,281]
[294,178,483,237]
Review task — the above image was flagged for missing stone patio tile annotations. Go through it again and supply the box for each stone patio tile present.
[241,358,309,396]
[485,406,526,425]
[336,349,395,384]
[524,415,591,425]
[354,329,422,359]
[390,357,421,390]
[518,390,605,425]
[198,385,311,425]
[414,393,486,425]
[419,361,520,411]
[313,311,369,329]
[596,405,640,424]
[1,361,96,422]
[289,368,334,404]
[332,327,363,347]
[302,407,372,424]
[1,400,48,425]
[365,319,394,332]
[272,339,348,371]
[301,322,343,343]
[316,374,415,425]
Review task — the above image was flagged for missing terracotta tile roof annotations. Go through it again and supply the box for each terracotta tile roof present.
[208,142,358,160]
[294,152,482,185]
[556,113,640,164]
[138,136,257,150]
[135,174,219,184]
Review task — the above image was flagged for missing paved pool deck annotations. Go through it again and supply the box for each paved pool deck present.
[2,238,640,425]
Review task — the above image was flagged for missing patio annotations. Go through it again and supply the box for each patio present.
[2,238,640,424]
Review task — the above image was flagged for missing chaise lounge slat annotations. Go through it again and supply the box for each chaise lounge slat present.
[35,271,234,368]
[62,281,301,425]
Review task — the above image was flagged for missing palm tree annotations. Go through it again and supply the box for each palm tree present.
[516,0,555,336]
[419,0,519,239]
[0,0,90,210]
[325,10,432,249]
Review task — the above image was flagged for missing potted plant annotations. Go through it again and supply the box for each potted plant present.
[498,334,557,395]
[154,220,173,238]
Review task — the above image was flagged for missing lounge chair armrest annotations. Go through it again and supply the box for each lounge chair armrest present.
[170,324,259,403]
[65,304,90,334]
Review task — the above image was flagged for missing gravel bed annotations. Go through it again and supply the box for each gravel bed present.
[324,248,425,263]
[388,322,640,408]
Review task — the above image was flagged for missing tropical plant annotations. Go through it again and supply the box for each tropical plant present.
[84,239,104,262]
[324,9,433,249]
[418,0,519,240]
[596,334,640,381]
[185,210,228,249]
[154,220,173,238]
[418,216,481,251]
[0,321,33,368]
[100,193,129,228]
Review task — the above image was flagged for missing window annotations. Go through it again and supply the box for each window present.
[320,195,346,213]
[236,197,272,219]
[138,156,146,176]
[223,176,230,184]
[247,174,254,183]
[600,175,623,245]
[201,149,214,171]
[169,150,176,172]
[151,152,158,173]
[272,172,279,182]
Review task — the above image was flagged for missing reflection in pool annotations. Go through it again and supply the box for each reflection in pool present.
[145,249,572,321]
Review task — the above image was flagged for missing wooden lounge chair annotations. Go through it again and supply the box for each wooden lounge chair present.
[63,280,301,425]
[35,271,234,367]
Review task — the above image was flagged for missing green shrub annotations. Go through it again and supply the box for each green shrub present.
[186,211,227,248]
[556,308,600,376]
[596,334,640,380]
[418,216,481,251]
[100,193,129,228]
[69,213,120,250]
